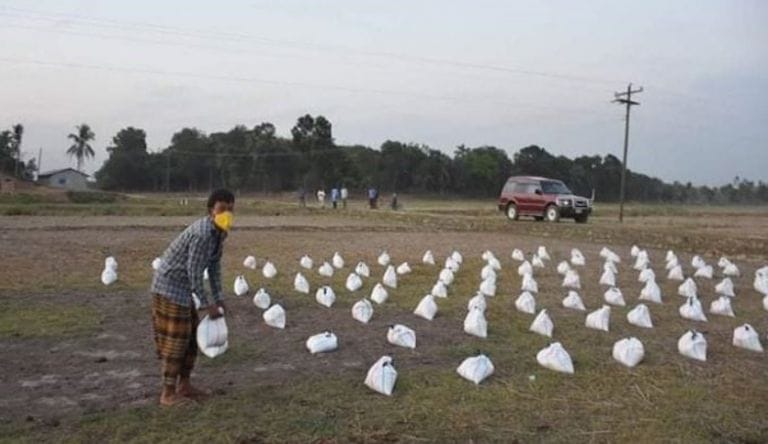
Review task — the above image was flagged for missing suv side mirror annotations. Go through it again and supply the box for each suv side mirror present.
[534,189,543,195]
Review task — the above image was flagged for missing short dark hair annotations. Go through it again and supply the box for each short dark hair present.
[207,189,235,210]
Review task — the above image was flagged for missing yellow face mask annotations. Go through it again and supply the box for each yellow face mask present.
[213,211,234,232]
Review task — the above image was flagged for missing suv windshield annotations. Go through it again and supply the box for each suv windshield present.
[541,180,572,195]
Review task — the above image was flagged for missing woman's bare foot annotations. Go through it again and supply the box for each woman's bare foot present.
[159,393,193,407]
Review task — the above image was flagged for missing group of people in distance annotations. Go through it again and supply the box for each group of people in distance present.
[299,185,399,210]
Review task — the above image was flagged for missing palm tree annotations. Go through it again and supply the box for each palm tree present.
[11,124,23,177]
[67,124,95,171]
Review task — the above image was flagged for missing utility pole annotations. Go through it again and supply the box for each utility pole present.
[613,83,643,223]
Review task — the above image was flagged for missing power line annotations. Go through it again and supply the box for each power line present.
[612,83,643,223]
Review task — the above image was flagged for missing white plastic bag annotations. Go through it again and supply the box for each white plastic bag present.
[665,257,679,270]
[630,245,640,257]
[151,257,163,271]
[101,267,117,286]
[479,278,496,297]
[413,294,438,320]
[529,309,554,337]
[262,261,277,279]
[600,247,620,263]
[463,307,488,338]
[517,261,533,277]
[332,252,345,269]
[387,324,416,348]
[263,304,286,329]
[370,283,389,304]
[294,273,310,294]
[234,275,249,296]
[536,342,574,374]
[666,250,677,263]
[515,291,537,314]
[694,265,713,279]
[612,337,644,368]
[468,293,486,312]
[352,299,374,324]
[457,354,495,385]
[316,285,336,308]
[537,246,551,261]
[383,265,398,289]
[511,248,525,262]
[603,260,618,274]
[318,262,334,278]
[445,257,460,273]
[203,268,209,281]
[585,305,611,332]
[345,273,363,292]
[439,268,454,286]
[604,287,625,306]
[715,278,735,297]
[196,308,228,358]
[521,273,538,293]
[488,256,502,271]
[638,268,655,283]
[667,265,684,281]
[678,330,706,361]
[300,255,314,269]
[633,251,649,271]
[691,255,706,269]
[599,269,616,287]
[723,262,740,277]
[570,248,585,266]
[709,296,734,317]
[732,324,763,352]
[364,356,397,396]
[451,250,464,264]
[562,291,586,311]
[431,281,448,298]
[355,261,371,278]
[481,264,496,281]
[377,251,391,267]
[562,269,581,289]
[679,296,707,322]
[243,255,257,270]
[104,256,118,271]
[557,261,571,276]
[627,303,653,328]
[252,288,271,309]
[532,255,545,269]
[306,331,338,354]
[396,262,412,275]
[422,250,435,265]
[639,279,662,304]
[678,278,697,298]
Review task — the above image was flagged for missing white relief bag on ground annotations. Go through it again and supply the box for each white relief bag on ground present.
[355,262,371,278]
[306,331,338,354]
[630,245,640,257]
[639,279,662,304]
[345,273,363,292]
[537,245,551,261]
[536,342,574,374]
[678,278,697,298]
[234,275,249,296]
[603,260,618,274]
[694,265,713,279]
[529,309,554,337]
[196,307,228,358]
[262,261,277,279]
[243,255,257,270]
[488,256,502,271]
[396,262,412,275]
[709,296,734,317]
[612,337,645,368]
[316,286,336,308]
[481,264,496,281]
[679,296,707,322]
[723,262,740,277]
[422,250,435,265]
[431,281,448,298]
[691,255,706,269]
[667,265,684,281]
[515,291,537,314]
[732,324,763,352]
[370,283,389,304]
[604,287,626,306]
[318,262,334,278]
[387,324,416,349]
[666,250,677,263]
[562,291,586,311]
[627,304,653,328]
[468,293,487,312]
[101,267,118,286]
[532,255,545,269]
[252,288,271,309]
[151,257,163,271]
[517,261,533,277]
[378,251,391,266]
[413,294,438,320]
[562,269,581,289]
[332,252,344,269]
[445,257,460,273]
[263,304,286,329]
[439,268,455,286]
[633,250,650,271]
[300,255,313,270]
[352,299,374,324]
[557,261,571,276]
[521,273,538,293]
[665,257,679,271]
[105,256,118,271]
[599,269,616,287]
[383,265,398,289]
[364,356,397,396]
[586,305,611,332]
[678,330,707,361]
[294,273,310,294]
[600,247,621,263]
[456,354,495,385]
[479,277,496,297]
[451,250,463,264]
[638,268,655,283]
[570,248,586,266]
[511,249,525,262]
[463,306,488,338]
[715,278,735,297]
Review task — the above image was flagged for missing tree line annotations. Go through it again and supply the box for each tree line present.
[3,117,767,204]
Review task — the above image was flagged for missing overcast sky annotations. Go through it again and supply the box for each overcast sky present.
[1,0,766,186]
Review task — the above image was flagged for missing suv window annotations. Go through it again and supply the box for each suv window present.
[502,181,516,194]
[513,182,532,193]
[541,180,571,194]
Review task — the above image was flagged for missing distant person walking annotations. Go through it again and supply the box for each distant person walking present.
[340,185,349,208]
[331,187,340,209]
[390,192,399,211]
[368,187,378,209]
[317,189,326,208]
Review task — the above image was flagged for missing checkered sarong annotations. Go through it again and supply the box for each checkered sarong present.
[151,294,198,387]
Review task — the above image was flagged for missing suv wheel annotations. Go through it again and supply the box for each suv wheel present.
[506,203,519,221]
[545,205,560,223]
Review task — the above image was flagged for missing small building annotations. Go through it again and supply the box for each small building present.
[37,168,89,191]
[0,172,37,193]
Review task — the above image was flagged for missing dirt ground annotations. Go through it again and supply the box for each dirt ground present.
[1,209,767,442]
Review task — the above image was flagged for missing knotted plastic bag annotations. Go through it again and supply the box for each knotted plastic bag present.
[252,288,271,309]
[439,268,454,287]
[511,248,525,262]
[387,324,416,349]
[370,283,389,304]
[365,356,397,396]
[529,309,554,337]
[557,261,571,276]
[732,324,763,352]
[332,252,345,269]
[570,248,585,266]
[536,342,574,374]
[234,275,250,296]
[691,255,706,269]
[355,261,371,278]
[678,278,697,298]
[300,255,313,270]
[612,337,644,367]
[481,264,496,281]
[479,278,496,297]
[694,265,713,279]
[603,260,618,274]
[715,278,734,297]
[586,305,611,332]
[709,296,734,317]
[352,299,374,324]
[262,261,277,279]
[293,273,310,294]
[151,257,163,271]
[396,262,412,275]
[537,246,551,261]
[517,261,533,277]
[431,281,448,298]
[604,287,625,306]
[521,273,538,293]
[667,265,684,281]
[532,255,545,269]
[468,293,486,312]
[600,247,620,263]
[422,250,435,265]
[318,262,334,278]
[638,268,655,283]
[243,255,257,270]
[630,245,640,257]
[723,262,740,277]
[263,304,286,329]
[488,256,502,271]
[639,280,662,304]
[463,307,487,338]
[457,354,495,385]
[451,250,463,264]
[599,269,616,287]
[383,265,398,289]
[306,331,338,354]
[445,257,460,273]
[101,267,117,286]
[377,251,391,267]
[413,294,438,320]
[316,285,336,308]
[105,256,118,271]
[679,296,707,322]
[627,303,653,328]
[515,291,537,314]
[345,273,363,292]
[678,330,706,361]
[196,307,228,358]
[562,291,585,311]
[562,269,581,290]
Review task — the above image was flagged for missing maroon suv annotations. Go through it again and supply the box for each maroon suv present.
[498,176,592,223]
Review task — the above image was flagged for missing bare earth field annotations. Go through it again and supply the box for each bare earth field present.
[0,201,767,443]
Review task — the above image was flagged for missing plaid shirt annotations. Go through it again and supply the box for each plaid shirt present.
[151,216,224,308]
